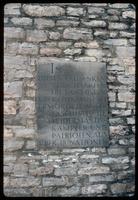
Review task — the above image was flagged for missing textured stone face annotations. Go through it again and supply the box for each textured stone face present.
[23,5,65,16]
[4,100,16,115]
[4,81,22,98]
[63,28,92,40]
[82,184,107,194]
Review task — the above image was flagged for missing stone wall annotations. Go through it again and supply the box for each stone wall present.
[4,3,135,197]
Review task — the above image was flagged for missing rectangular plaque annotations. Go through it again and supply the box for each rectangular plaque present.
[36,62,109,148]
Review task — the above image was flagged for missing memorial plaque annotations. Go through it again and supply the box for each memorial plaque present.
[36,62,109,148]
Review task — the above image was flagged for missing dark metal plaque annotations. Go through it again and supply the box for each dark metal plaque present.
[36,62,109,148]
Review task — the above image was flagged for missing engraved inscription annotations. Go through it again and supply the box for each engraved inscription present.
[36,62,109,148]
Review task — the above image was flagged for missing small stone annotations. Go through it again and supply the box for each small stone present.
[109,23,128,30]
[26,30,48,42]
[116,102,126,108]
[56,186,80,196]
[109,3,129,8]
[110,183,131,194]
[108,92,116,101]
[4,27,25,39]
[13,164,28,177]
[85,49,103,58]
[118,92,135,102]
[49,32,60,40]
[58,42,72,49]
[122,10,135,19]
[4,100,16,115]
[88,7,105,14]
[29,164,54,176]
[19,100,35,115]
[119,31,135,38]
[107,148,126,155]
[89,174,115,183]
[82,184,107,194]
[127,117,135,124]
[67,7,83,16]
[11,17,32,26]
[116,47,135,57]
[4,139,24,152]
[102,156,129,164]
[26,141,36,149]
[23,5,65,16]
[4,81,22,98]
[34,18,55,28]
[18,43,38,55]
[55,167,76,176]
[75,57,96,62]
[63,28,92,40]
[64,48,81,55]
[14,128,36,139]
[56,20,79,27]
[104,39,127,46]
[4,3,21,15]
[15,70,33,78]
[109,126,128,136]
[40,48,62,56]
[117,75,135,85]
[74,41,99,48]
[10,177,40,187]
[4,127,13,138]
[119,139,129,145]
[42,177,67,186]
[82,20,106,27]
[78,165,110,175]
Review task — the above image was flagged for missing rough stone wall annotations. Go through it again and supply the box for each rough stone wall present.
[4,3,135,197]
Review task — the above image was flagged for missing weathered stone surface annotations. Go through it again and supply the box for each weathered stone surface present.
[109,3,130,8]
[89,174,115,183]
[4,82,22,98]
[14,70,33,78]
[119,139,129,145]
[23,5,65,16]
[55,167,77,176]
[14,128,36,138]
[109,125,128,136]
[88,7,105,14]
[42,177,67,186]
[34,18,55,28]
[26,140,36,149]
[4,55,29,69]
[127,117,135,124]
[56,186,80,196]
[4,100,16,115]
[82,20,106,27]
[75,57,96,62]
[4,3,21,15]
[4,188,31,197]
[63,28,92,40]
[29,164,54,176]
[4,127,13,138]
[4,177,10,187]
[107,148,126,155]
[64,48,81,55]
[102,156,129,164]
[4,139,24,152]
[78,165,110,175]
[19,100,35,115]
[74,41,99,48]
[120,31,135,38]
[4,27,25,39]
[85,49,103,58]
[91,147,106,154]
[13,164,28,177]
[18,43,38,55]
[109,23,128,30]
[58,42,72,49]
[104,39,127,46]
[118,92,135,102]
[116,47,135,57]
[56,20,79,26]
[122,10,135,19]
[40,48,62,56]
[111,183,134,194]
[11,17,32,26]
[49,32,60,40]
[111,110,131,116]
[26,30,48,42]
[108,92,116,101]
[82,184,107,194]
[67,7,83,16]
[117,75,135,85]
[10,177,40,187]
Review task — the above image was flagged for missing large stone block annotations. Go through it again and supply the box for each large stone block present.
[4,100,16,115]
[82,184,107,194]
[4,139,24,152]
[42,177,67,186]
[23,5,65,16]
[4,3,21,15]
[116,47,135,57]
[4,81,22,98]
[4,27,25,39]
[40,48,62,56]
[26,30,48,42]
[82,20,106,27]
[63,28,92,40]
[67,7,83,16]
[19,100,35,115]
[11,17,32,26]
[34,18,55,28]
[10,177,40,187]
[78,165,110,175]
[54,167,77,176]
